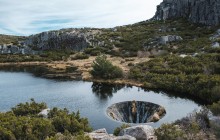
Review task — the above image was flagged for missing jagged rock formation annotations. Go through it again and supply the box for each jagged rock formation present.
[24,28,104,51]
[86,126,156,140]
[153,0,220,26]
[119,125,155,140]
[107,101,166,123]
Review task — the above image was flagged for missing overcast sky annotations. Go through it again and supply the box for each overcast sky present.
[0,0,162,36]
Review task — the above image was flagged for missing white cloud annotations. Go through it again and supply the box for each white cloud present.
[0,0,162,35]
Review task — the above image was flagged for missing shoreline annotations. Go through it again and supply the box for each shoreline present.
[0,56,148,88]
[0,59,210,105]
[0,61,145,87]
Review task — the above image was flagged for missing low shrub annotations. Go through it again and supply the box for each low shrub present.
[90,55,123,79]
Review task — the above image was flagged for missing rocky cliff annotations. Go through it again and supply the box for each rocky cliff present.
[24,28,104,51]
[153,0,220,26]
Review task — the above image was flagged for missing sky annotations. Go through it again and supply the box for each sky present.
[0,0,162,36]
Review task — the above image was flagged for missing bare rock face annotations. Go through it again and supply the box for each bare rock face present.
[115,135,136,140]
[119,125,156,140]
[153,0,220,26]
[86,128,137,140]
[86,125,157,140]
[24,28,103,51]
[86,128,111,140]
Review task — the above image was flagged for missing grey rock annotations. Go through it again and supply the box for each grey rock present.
[24,28,103,51]
[211,42,220,48]
[153,0,220,26]
[114,135,136,140]
[210,29,220,41]
[158,35,183,45]
[93,128,108,134]
[119,125,155,140]
[38,108,50,118]
[10,46,20,54]
[87,128,112,140]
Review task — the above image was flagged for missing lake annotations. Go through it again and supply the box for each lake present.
[0,71,201,133]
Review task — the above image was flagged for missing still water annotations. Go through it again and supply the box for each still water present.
[0,71,201,133]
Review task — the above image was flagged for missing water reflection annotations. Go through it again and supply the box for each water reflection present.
[92,83,125,100]
[0,65,49,77]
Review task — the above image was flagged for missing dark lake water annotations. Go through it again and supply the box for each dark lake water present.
[0,71,201,133]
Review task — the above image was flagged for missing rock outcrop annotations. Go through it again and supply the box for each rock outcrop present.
[24,28,103,51]
[153,0,220,26]
[209,29,220,48]
[158,35,183,45]
[119,125,156,140]
[86,128,136,140]
[87,125,156,140]
[86,128,112,140]
[38,108,50,118]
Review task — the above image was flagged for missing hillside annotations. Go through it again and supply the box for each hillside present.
[0,34,25,45]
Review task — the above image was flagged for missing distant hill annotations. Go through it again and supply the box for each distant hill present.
[1,0,220,56]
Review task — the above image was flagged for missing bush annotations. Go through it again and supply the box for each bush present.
[0,100,92,140]
[66,66,78,73]
[156,108,213,140]
[209,100,220,116]
[90,55,123,79]
[155,124,185,140]
[12,98,47,116]
[129,55,220,103]
[72,53,89,60]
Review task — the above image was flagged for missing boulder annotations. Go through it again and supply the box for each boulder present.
[210,29,220,41]
[86,128,112,140]
[10,46,20,54]
[38,108,50,118]
[211,42,220,48]
[119,125,155,140]
[114,135,136,140]
[158,35,183,45]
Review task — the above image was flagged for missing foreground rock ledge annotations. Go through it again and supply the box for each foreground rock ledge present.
[86,125,156,140]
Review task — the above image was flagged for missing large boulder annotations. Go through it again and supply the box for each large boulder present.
[114,135,136,140]
[211,42,220,48]
[119,125,155,140]
[209,29,220,41]
[38,108,50,118]
[86,128,112,140]
[158,35,183,45]
[87,128,136,140]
